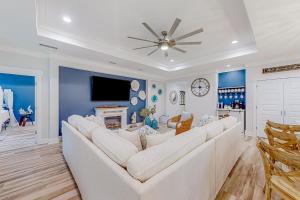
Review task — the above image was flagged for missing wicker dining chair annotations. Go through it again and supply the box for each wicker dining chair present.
[265,121,300,153]
[257,138,300,200]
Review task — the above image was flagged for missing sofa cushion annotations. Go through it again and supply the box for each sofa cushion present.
[220,116,237,130]
[127,127,207,182]
[92,127,138,167]
[146,130,176,148]
[167,121,177,129]
[118,129,143,151]
[68,115,99,139]
[202,120,224,141]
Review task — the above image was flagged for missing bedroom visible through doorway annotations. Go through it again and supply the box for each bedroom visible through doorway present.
[0,73,36,148]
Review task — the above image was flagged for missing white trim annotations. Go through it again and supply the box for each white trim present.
[0,66,43,144]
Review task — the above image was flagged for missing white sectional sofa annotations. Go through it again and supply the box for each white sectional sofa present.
[62,117,243,200]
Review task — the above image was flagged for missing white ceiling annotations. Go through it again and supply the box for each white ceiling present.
[36,0,256,71]
[0,0,300,77]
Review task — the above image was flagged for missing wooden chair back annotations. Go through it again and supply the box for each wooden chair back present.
[265,121,300,153]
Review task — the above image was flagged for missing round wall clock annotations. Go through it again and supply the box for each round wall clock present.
[191,78,210,97]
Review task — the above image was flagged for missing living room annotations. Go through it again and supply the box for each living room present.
[1,0,300,200]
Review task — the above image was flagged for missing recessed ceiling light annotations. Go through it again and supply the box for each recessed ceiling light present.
[231,40,238,44]
[63,16,72,23]
[170,59,174,62]
[226,64,231,67]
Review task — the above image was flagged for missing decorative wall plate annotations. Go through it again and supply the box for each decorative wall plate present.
[152,84,156,89]
[158,89,163,95]
[138,90,146,100]
[131,97,138,105]
[151,95,158,103]
[169,91,178,104]
[131,80,140,91]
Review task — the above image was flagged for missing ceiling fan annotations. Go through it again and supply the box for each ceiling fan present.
[128,18,203,57]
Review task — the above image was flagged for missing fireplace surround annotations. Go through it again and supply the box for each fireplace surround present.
[94,106,128,129]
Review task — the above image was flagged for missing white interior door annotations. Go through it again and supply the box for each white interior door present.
[284,78,300,125]
[256,79,284,138]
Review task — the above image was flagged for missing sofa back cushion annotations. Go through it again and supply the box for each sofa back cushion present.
[145,130,176,148]
[92,127,138,167]
[68,115,99,139]
[202,120,224,141]
[127,127,207,182]
[118,129,143,151]
[220,116,237,130]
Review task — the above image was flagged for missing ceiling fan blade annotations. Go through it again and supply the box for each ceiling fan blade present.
[147,48,159,56]
[172,47,187,53]
[164,51,168,57]
[142,23,161,39]
[133,45,158,50]
[168,18,181,37]
[128,36,158,44]
[174,28,204,41]
[176,42,202,45]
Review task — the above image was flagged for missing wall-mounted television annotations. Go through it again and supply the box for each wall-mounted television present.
[91,76,131,101]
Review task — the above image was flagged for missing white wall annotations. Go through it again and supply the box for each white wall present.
[165,72,217,125]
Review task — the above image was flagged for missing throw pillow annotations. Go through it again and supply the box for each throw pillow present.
[138,125,159,149]
[146,130,176,148]
[118,129,143,151]
[92,127,138,167]
[180,112,191,121]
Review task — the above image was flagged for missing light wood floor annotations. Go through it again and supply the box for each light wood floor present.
[0,130,282,200]
[0,129,81,200]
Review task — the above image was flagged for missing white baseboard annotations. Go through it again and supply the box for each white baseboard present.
[48,136,61,144]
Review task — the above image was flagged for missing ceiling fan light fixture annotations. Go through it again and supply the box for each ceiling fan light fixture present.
[160,43,169,51]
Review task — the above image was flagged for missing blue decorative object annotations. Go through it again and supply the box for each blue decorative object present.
[152,84,156,89]
[158,89,163,95]
[145,116,152,127]
[151,118,158,129]
[151,95,158,103]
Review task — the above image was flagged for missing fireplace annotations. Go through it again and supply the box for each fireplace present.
[104,116,122,130]
[94,106,128,129]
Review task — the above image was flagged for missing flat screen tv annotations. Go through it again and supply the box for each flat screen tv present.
[91,76,131,101]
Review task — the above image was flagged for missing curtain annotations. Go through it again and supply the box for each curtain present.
[4,89,18,126]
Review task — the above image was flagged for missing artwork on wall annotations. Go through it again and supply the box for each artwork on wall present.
[169,90,178,105]
[138,90,146,100]
[130,97,138,105]
[179,91,186,105]
[131,80,140,91]
[152,84,156,89]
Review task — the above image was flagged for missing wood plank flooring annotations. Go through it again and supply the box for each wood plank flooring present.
[0,128,283,200]
[0,128,81,200]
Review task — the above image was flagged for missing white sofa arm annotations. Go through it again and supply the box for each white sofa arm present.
[62,121,142,200]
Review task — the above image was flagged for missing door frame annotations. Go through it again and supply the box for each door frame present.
[0,65,43,143]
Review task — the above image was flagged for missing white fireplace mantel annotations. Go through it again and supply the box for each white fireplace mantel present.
[94,107,128,129]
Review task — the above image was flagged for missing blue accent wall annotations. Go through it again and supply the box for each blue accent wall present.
[218,69,246,88]
[0,73,35,121]
[59,67,146,134]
